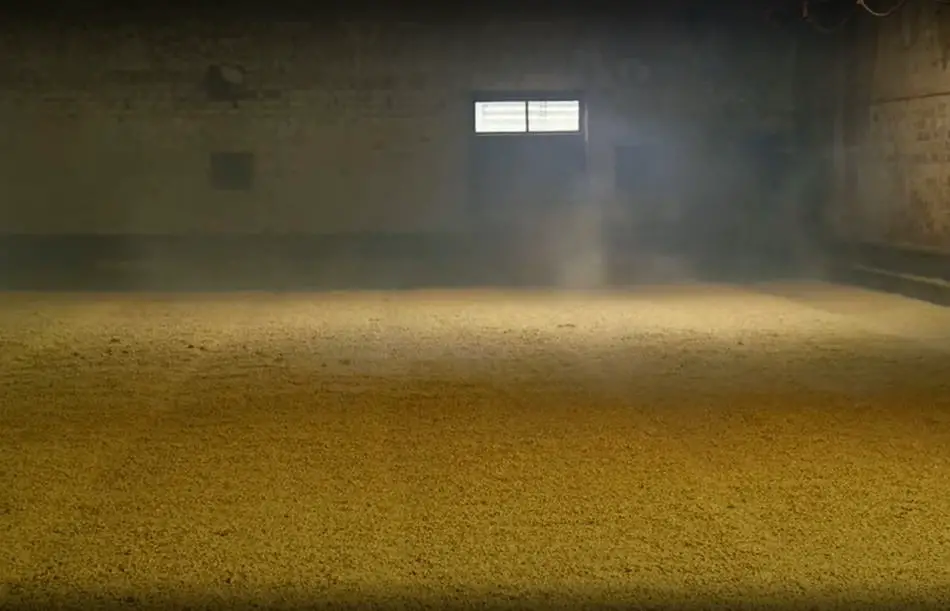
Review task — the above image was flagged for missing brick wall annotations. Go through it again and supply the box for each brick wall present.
[0,16,795,288]
[0,18,792,233]
[0,21,473,234]
[833,2,950,252]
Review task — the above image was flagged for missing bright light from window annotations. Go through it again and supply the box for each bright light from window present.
[474,101,527,133]
[527,100,581,133]
[474,99,582,134]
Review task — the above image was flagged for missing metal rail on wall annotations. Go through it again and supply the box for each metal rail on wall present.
[867,89,950,105]
[861,239,950,257]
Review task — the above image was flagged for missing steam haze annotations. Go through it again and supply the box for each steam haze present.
[0,8,826,292]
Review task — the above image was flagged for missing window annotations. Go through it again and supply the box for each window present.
[527,100,581,133]
[474,101,528,133]
[209,152,254,190]
[474,99,582,134]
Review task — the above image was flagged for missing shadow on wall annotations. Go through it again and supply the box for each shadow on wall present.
[0,214,828,293]
[608,137,830,285]
[0,214,825,294]
[0,140,830,292]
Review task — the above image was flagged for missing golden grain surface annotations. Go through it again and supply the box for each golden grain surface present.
[2,283,950,610]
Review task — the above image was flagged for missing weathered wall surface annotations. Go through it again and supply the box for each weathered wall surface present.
[834,2,950,251]
[0,21,476,234]
[0,18,793,238]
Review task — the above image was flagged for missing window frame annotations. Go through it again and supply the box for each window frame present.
[471,91,585,137]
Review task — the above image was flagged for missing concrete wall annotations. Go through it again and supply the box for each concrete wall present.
[0,16,796,288]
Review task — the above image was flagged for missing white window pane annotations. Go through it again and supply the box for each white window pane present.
[527,100,581,133]
[475,101,527,133]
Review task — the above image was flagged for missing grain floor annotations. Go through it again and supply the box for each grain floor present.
[2,282,950,610]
